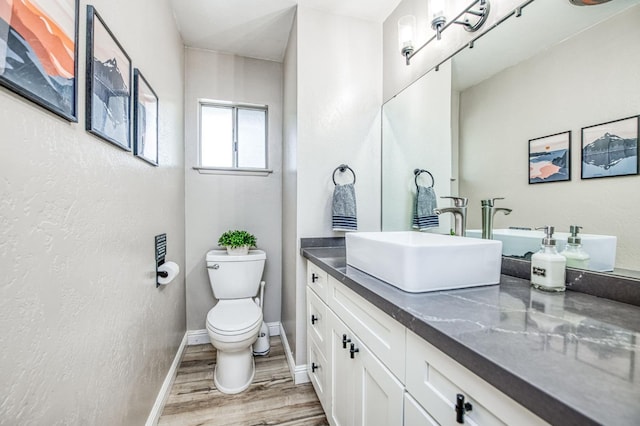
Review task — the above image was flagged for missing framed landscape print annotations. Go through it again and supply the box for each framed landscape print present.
[85,5,132,151]
[529,131,571,184]
[581,116,639,179]
[0,0,79,121]
[133,69,159,166]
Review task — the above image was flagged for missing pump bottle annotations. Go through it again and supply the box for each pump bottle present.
[561,225,590,269]
[531,226,566,292]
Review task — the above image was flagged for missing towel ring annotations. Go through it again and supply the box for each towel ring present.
[414,168,434,189]
[333,164,356,185]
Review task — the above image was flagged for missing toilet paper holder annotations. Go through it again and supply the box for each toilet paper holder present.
[156,233,167,288]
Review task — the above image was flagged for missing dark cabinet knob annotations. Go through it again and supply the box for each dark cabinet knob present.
[455,393,473,423]
[342,334,351,349]
[311,362,319,373]
[350,343,359,359]
[311,314,318,325]
[311,273,319,283]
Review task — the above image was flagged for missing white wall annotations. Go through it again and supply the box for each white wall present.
[184,48,283,329]
[281,5,383,366]
[282,15,299,354]
[459,6,640,269]
[0,0,185,423]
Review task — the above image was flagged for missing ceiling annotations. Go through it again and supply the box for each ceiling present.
[170,0,401,62]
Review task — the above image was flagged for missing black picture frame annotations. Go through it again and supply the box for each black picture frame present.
[528,131,571,184]
[85,5,132,151]
[581,115,639,180]
[0,0,79,121]
[133,69,159,166]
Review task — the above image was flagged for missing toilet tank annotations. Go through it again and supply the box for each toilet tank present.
[206,249,266,299]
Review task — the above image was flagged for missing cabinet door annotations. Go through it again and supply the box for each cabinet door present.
[328,310,404,426]
[404,393,439,426]
[328,311,358,426]
[353,334,404,426]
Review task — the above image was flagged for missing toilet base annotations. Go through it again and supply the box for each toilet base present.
[213,346,256,394]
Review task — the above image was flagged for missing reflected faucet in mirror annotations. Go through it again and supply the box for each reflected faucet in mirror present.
[435,196,468,236]
[481,198,512,239]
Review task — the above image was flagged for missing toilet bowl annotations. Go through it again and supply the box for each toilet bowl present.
[206,298,263,393]
[205,249,266,394]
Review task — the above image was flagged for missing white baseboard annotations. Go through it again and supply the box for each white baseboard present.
[187,322,281,346]
[187,329,210,345]
[145,332,188,426]
[279,323,310,385]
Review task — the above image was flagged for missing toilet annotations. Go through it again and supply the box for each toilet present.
[205,249,265,394]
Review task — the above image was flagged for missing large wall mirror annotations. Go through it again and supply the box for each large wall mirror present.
[382,0,640,278]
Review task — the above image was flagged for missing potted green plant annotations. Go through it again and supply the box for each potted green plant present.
[218,230,257,255]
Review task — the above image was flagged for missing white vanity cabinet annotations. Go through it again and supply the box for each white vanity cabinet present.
[306,262,405,426]
[305,260,548,426]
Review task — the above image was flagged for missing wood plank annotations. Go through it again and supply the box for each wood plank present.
[158,336,327,425]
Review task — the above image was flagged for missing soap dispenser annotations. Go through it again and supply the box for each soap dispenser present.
[531,226,566,292]
[561,225,590,269]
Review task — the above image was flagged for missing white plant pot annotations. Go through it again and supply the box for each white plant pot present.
[226,245,250,256]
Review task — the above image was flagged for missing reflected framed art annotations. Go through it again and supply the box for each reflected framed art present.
[529,131,571,184]
[581,116,639,179]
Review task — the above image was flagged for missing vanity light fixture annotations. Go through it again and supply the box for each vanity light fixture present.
[400,0,491,65]
[398,15,417,65]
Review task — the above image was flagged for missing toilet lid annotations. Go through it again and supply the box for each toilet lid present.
[207,299,262,335]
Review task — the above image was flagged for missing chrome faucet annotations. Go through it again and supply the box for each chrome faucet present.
[435,196,468,236]
[481,198,512,239]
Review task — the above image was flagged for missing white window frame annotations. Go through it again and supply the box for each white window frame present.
[194,99,272,176]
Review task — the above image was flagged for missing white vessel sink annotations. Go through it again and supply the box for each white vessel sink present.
[465,229,617,272]
[345,231,502,293]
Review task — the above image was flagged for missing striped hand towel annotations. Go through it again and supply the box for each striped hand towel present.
[412,185,439,230]
[332,183,357,231]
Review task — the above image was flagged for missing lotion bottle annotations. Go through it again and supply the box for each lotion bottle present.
[561,225,590,269]
[531,226,566,292]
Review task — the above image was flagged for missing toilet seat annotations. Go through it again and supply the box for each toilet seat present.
[206,298,262,336]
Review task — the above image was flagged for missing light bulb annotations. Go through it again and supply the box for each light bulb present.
[398,15,416,54]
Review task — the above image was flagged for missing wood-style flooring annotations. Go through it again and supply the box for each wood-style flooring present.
[158,336,328,426]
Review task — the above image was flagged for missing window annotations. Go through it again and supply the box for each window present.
[198,101,269,172]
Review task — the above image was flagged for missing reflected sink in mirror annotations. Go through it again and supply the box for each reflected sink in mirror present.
[466,229,617,272]
[345,231,502,293]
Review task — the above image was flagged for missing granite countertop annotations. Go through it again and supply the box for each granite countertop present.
[301,246,640,426]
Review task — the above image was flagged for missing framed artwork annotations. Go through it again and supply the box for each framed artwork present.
[133,69,159,166]
[581,116,639,179]
[529,131,571,184]
[0,0,79,121]
[85,5,132,151]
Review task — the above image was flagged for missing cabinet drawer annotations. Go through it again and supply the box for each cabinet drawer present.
[307,261,329,302]
[308,336,330,411]
[307,286,328,356]
[406,330,547,426]
[327,276,406,381]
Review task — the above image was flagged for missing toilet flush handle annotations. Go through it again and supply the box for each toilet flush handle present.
[211,264,220,270]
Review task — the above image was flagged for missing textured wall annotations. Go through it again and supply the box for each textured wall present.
[184,49,283,330]
[0,0,185,424]
[282,6,383,365]
[459,6,640,270]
